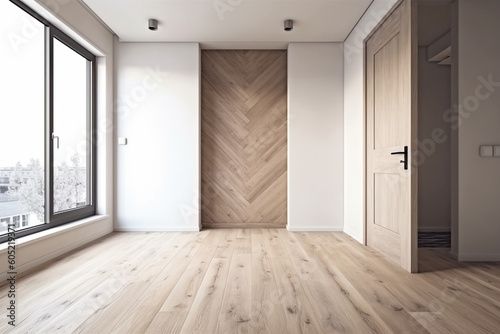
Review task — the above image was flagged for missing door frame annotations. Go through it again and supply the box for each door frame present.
[363,0,418,272]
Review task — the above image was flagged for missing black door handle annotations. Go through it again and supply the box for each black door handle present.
[391,146,408,170]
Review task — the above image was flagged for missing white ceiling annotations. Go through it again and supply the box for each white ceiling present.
[81,0,373,49]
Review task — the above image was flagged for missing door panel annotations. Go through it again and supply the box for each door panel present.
[201,50,287,228]
[374,173,401,233]
[366,0,418,273]
[374,35,405,149]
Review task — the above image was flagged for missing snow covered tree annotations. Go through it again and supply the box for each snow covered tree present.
[53,154,86,212]
[8,159,44,221]
[7,154,86,222]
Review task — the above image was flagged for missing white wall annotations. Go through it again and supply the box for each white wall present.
[456,0,500,260]
[343,0,398,242]
[287,43,344,231]
[0,0,114,283]
[418,47,451,232]
[114,42,201,231]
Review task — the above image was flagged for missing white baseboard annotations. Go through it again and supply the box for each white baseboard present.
[418,227,451,232]
[343,227,364,244]
[114,226,201,232]
[286,225,343,232]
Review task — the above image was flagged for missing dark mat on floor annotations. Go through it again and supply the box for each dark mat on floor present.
[418,232,451,248]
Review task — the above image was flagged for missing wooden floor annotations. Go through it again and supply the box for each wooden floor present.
[1,229,499,333]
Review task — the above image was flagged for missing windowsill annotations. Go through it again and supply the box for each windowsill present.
[0,215,108,252]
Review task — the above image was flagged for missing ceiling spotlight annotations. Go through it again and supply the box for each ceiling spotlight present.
[284,19,293,32]
[148,19,158,31]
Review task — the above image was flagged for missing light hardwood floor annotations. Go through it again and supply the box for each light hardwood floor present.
[1,229,499,333]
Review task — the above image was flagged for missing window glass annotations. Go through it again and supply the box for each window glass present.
[0,0,45,234]
[53,38,90,212]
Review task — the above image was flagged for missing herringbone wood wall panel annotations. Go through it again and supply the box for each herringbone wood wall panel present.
[201,50,287,228]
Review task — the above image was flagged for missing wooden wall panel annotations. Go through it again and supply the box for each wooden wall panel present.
[201,50,287,228]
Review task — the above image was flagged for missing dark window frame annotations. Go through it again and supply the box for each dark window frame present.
[0,0,96,243]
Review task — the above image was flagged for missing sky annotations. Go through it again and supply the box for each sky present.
[0,0,45,167]
[1,1,87,168]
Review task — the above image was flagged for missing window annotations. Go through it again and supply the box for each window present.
[0,0,96,243]
[0,218,10,235]
[22,215,29,227]
[13,216,20,229]
[53,37,92,213]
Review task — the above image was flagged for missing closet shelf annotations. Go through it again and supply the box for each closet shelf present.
[427,31,451,65]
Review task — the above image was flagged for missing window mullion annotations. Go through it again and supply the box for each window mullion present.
[45,25,54,225]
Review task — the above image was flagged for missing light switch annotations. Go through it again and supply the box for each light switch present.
[118,137,128,145]
[494,146,500,157]
[480,145,493,157]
